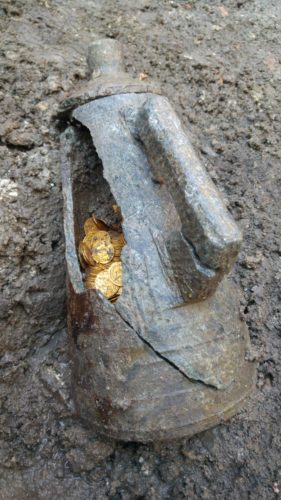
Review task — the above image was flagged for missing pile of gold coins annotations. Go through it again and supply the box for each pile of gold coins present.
[78,215,125,302]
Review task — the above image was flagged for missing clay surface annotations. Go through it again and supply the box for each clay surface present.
[0,0,280,498]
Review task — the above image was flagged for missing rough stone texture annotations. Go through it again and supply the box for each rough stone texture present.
[0,0,280,498]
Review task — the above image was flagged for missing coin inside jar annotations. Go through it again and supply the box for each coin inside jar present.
[79,212,124,300]
[108,262,122,287]
[78,240,96,267]
[94,270,119,299]
[111,234,125,257]
[91,240,114,264]
[84,217,99,235]
[84,230,111,249]
[111,232,125,245]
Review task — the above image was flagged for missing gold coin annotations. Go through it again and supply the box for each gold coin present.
[112,204,121,214]
[92,241,114,264]
[94,270,119,299]
[85,272,97,288]
[85,278,95,289]
[78,241,87,269]
[78,240,96,266]
[86,265,104,279]
[108,262,122,287]
[111,235,125,257]
[85,264,106,288]
[84,217,99,235]
[84,230,111,249]
[111,242,124,252]
[112,249,123,258]
[80,214,125,294]
[111,255,121,263]
[111,232,126,246]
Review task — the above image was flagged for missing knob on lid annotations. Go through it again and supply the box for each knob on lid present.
[87,38,125,76]
[57,38,162,119]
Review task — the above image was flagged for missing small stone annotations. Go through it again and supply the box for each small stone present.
[6,129,41,148]
[0,119,20,138]
[243,252,263,269]
[47,75,62,93]
[273,482,280,494]
[0,179,18,201]
[36,101,49,111]
[250,86,263,103]
[212,25,222,31]
[218,5,229,17]
[5,50,18,60]
[139,72,149,81]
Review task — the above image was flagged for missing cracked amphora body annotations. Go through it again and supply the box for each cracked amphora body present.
[60,39,255,442]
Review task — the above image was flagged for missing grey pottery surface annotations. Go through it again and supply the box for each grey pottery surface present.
[60,59,255,440]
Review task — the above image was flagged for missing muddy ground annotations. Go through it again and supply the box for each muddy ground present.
[0,0,280,498]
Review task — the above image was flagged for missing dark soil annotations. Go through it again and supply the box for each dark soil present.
[0,0,280,498]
